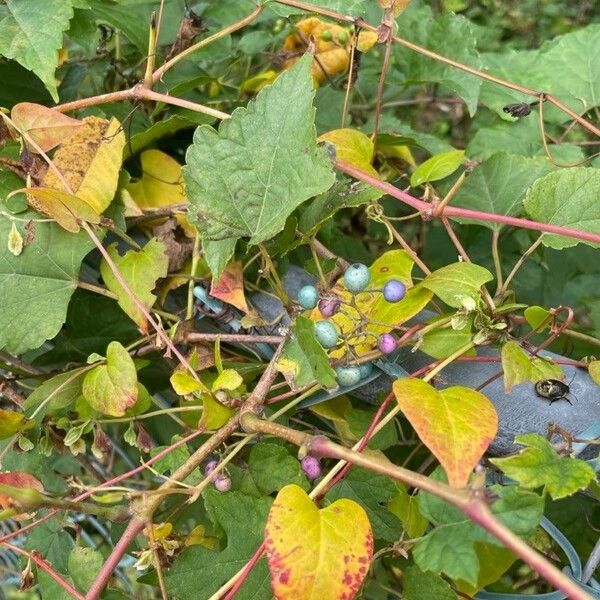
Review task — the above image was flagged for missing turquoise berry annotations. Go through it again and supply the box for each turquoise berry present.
[315,320,339,348]
[335,365,362,387]
[343,263,371,293]
[297,285,319,309]
[358,362,374,379]
[383,279,406,302]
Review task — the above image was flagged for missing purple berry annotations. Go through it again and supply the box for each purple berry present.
[301,456,322,481]
[214,474,232,492]
[318,296,340,318]
[383,279,406,303]
[378,333,396,355]
[204,459,218,476]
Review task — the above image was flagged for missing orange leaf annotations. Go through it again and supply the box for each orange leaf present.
[210,261,249,313]
[393,379,498,487]
[11,102,82,153]
[265,484,373,600]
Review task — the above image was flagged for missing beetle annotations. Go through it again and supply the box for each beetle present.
[534,376,577,405]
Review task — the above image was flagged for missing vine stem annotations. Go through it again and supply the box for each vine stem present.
[335,160,600,246]
[273,0,600,138]
[500,235,544,295]
[241,413,593,600]
[492,229,503,294]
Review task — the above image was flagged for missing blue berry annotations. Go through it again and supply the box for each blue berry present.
[318,296,340,318]
[335,365,362,387]
[297,285,319,309]
[315,320,339,348]
[358,362,374,379]
[383,279,406,303]
[301,456,321,481]
[378,333,396,355]
[343,263,371,293]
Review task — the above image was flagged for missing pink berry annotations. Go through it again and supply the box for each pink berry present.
[204,459,218,476]
[214,474,232,492]
[378,333,396,355]
[301,456,322,481]
[318,296,340,318]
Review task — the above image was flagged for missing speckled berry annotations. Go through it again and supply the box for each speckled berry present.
[318,296,341,318]
[214,474,232,492]
[297,285,319,309]
[378,333,396,355]
[343,263,371,293]
[315,320,339,348]
[358,362,374,379]
[383,279,406,303]
[301,456,322,481]
[335,365,362,387]
[204,459,218,476]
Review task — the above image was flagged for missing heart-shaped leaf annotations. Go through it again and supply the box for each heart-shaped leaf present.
[82,342,138,417]
[265,484,373,600]
[393,379,498,487]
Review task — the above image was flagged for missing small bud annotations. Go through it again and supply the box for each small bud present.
[301,456,322,481]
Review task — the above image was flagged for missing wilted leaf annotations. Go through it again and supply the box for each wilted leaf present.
[82,341,138,417]
[21,187,101,233]
[100,238,169,332]
[7,222,23,256]
[393,378,497,487]
[0,409,32,439]
[501,341,563,393]
[42,116,125,214]
[524,168,600,249]
[265,484,373,600]
[319,129,378,177]
[490,434,596,499]
[277,316,337,389]
[421,262,493,308]
[410,149,464,188]
[210,261,249,313]
[184,54,334,280]
[11,103,82,152]
[0,471,44,512]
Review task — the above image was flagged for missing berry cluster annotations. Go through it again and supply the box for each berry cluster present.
[296,263,407,386]
[204,458,231,492]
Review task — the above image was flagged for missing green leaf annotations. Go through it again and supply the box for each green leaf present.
[449,153,554,231]
[125,115,200,158]
[277,316,337,389]
[410,150,464,188]
[24,369,87,419]
[247,443,309,494]
[0,0,74,101]
[25,517,73,573]
[68,546,103,592]
[523,168,600,250]
[346,407,398,450]
[0,61,53,107]
[420,315,475,359]
[416,472,543,585]
[82,342,138,417]
[100,238,169,331]
[184,54,335,274]
[325,466,402,542]
[269,0,366,17]
[387,484,428,539]
[403,565,458,600]
[421,263,493,308]
[0,212,93,354]
[524,306,551,332]
[212,369,243,392]
[490,434,596,500]
[165,490,272,600]
[394,4,481,115]
[501,341,563,393]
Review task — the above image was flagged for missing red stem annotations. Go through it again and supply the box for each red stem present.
[335,161,600,246]
[222,543,266,600]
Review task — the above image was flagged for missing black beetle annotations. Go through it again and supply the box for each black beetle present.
[534,378,577,405]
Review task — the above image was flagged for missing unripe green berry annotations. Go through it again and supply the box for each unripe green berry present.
[336,30,349,44]
[315,320,339,348]
[297,285,319,309]
[335,365,362,387]
[320,30,333,42]
[343,263,371,293]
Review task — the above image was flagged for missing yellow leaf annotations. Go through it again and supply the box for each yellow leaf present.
[19,186,101,233]
[589,361,600,385]
[145,522,172,541]
[42,116,125,214]
[210,261,250,313]
[11,102,82,153]
[171,371,204,396]
[265,485,373,600]
[319,128,378,178]
[393,379,498,488]
[212,369,243,392]
[241,70,278,93]
[185,524,219,549]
